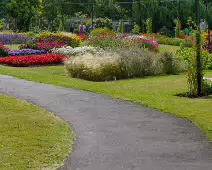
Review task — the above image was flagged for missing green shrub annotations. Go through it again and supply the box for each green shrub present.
[20,32,82,49]
[65,51,124,81]
[156,52,185,75]
[91,28,115,36]
[65,47,184,82]
[180,39,194,47]
[117,20,123,33]
[131,24,140,34]
[0,42,8,57]
[84,34,159,52]
[0,19,4,31]
[146,18,152,34]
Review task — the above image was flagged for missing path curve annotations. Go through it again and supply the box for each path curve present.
[0,75,211,170]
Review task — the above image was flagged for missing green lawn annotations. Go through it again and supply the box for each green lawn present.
[0,66,211,141]
[159,44,180,53]
[0,94,75,170]
[5,44,21,50]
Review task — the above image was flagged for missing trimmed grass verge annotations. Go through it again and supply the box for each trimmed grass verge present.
[159,44,180,53]
[0,94,75,170]
[0,66,211,142]
[5,44,21,50]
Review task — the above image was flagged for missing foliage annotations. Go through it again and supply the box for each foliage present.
[146,18,152,34]
[0,19,4,31]
[156,52,185,75]
[91,28,115,36]
[33,32,82,46]
[158,26,173,37]
[187,17,197,30]
[37,42,65,51]
[65,47,184,82]
[20,32,82,50]
[203,78,212,95]
[176,46,211,96]
[131,24,140,34]
[84,34,159,51]
[156,37,193,47]
[94,18,113,30]
[0,42,9,57]
[0,54,66,67]
[174,18,181,38]
[6,0,40,31]
[117,20,123,33]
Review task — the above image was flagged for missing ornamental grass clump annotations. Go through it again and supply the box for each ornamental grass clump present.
[65,51,123,81]
[65,47,184,82]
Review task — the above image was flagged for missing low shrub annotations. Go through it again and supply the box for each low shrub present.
[203,78,212,95]
[65,47,184,81]
[156,37,194,47]
[91,28,115,36]
[37,42,65,51]
[176,46,211,70]
[20,32,83,50]
[0,42,9,57]
[84,34,159,51]
[34,32,82,47]
[0,54,66,67]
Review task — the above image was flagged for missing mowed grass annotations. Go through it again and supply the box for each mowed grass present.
[0,65,211,141]
[0,94,75,170]
[159,44,180,53]
[5,44,21,50]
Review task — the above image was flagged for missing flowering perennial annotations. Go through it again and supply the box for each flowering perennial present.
[0,54,66,67]
[52,46,103,57]
[0,34,31,44]
[8,49,46,56]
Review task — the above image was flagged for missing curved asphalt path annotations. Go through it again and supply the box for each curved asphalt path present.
[0,74,212,170]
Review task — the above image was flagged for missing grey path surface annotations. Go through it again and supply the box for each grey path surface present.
[0,75,212,170]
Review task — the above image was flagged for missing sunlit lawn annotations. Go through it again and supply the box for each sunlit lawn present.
[5,44,21,50]
[159,44,180,53]
[0,94,75,169]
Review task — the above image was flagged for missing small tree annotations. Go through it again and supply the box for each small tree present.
[146,18,152,34]
[0,19,4,31]
[131,24,140,34]
[174,18,181,38]
[117,19,123,33]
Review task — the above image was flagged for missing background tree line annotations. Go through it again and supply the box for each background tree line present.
[0,0,212,33]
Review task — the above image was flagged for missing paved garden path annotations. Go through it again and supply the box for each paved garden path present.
[0,74,212,170]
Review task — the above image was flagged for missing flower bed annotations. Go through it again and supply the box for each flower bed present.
[8,49,46,56]
[51,46,102,57]
[84,33,159,51]
[0,34,31,44]
[0,54,66,67]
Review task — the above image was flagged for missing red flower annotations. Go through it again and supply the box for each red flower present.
[0,54,67,67]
